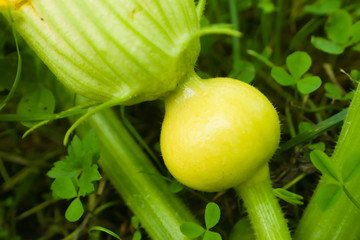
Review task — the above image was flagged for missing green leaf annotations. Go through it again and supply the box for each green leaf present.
[229,218,254,240]
[350,21,360,44]
[308,142,326,151]
[350,70,360,82]
[324,83,343,100]
[16,87,55,127]
[238,0,253,11]
[286,51,312,79]
[67,135,84,161]
[47,159,80,179]
[230,61,255,84]
[168,180,184,194]
[310,150,339,182]
[78,164,102,196]
[342,186,360,211]
[271,67,296,86]
[316,183,342,211]
[203,231,222,240]
[81,129,100,158]
[296,76,322,94]
[298,122,313,133]
[65,198,84,222]
[273,188,304,205]
[205,202,221,229]
[180,222,205,238]
[352,43,360,52]
[48,130,101,193]
[47,130,101,222]
[131,216,140,229]
[343,91,354,100]
[279,109,348,152]
[257,0,275,13]
[311,36,344,55]
[132,231,142,240]
[89,226,122,240]
[303,0,341,15]
[51,177,77,199]
[342,151,360,183]
[325,10,352,44]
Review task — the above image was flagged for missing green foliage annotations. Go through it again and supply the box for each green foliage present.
[325,10,352,44]
[88,226,122,240]
[257,0,275,13]
[286,52,312,79]
[229,60,255,83]
[298,122,313,133]
[16,87,55,127]
[51,177,77,199]
[273,188,304,205]
[310,150,339,182]
[180,202,222,240]
[311,36,344,54]
[315,183,342,211]
[2,0,360,238]
[47,130,101,222]
[0,53,19,91]
[351,70,360,82]
[205,202,221,229]
[279,109,348,152]
[65,198,84,222]
[310,150,360,211]
[303,0,341,15]
[181,222,205,238]
[229,217,254,240]
[168,180,184,193]
[310,8,360,54]
[131,216,142,240]
[238,0,252,11]
[271,51,322,94]
[308,142,326,151]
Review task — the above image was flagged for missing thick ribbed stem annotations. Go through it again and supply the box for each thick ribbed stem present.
[294,84,360,240]
[235,167,292,240]
[80,108,196,240]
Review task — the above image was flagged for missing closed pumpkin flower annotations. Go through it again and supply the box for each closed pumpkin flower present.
[0,0,200,104]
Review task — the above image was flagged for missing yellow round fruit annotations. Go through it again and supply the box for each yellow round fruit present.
[160,77,280,192]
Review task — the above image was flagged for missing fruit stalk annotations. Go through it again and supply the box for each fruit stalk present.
[235,166,292,240]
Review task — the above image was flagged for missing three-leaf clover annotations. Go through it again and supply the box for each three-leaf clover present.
[229,60,256,84]
[271,51,322,94]
[180,202,222,240]
[324,83,353,101]
[303,0,341,15]
[47,130,102,222]
[311,9,360,54]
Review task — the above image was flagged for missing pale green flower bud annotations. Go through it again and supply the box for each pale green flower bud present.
[1,0,200,104]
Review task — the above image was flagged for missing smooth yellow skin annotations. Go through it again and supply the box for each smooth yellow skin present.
[160,77,280,192]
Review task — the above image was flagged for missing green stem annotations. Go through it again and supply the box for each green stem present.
[83,107,197,240]
[235,167,292,240]
[294,84,360,239]
[0,15,21,111]
[274,0,284,62]
[229,0,240,67]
